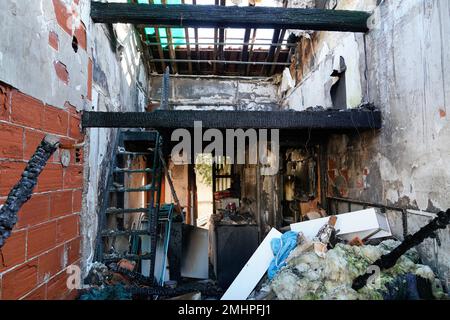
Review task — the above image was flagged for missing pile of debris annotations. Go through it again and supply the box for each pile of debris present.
[269,239,445,300]
[222,208,450,300]
[79,260,223,300]
[211,196,257,226]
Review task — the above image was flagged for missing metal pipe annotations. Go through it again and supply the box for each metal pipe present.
[327,196,406,213]
[150,59,291,66]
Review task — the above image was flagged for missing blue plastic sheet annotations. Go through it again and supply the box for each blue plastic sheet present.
[268,231,298,280]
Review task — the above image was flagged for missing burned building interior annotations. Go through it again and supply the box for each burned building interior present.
[0,0,449,301]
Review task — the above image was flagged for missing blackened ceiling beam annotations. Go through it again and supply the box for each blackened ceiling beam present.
[217,0,226,75]
[90,3,370,32]
[82,110,381,130]
[180,0,192,74]
[241,0,255,75]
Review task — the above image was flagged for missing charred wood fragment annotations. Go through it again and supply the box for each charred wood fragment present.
[352,209,450,291]
[0,135,60,247]
[109,264,154,286]
[78,281,223,299]
[128,283,224,299]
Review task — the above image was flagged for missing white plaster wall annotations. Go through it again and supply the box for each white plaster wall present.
[282,0,378,110]
[283,31,367,110]
[367,0,450,212]
[150,76,280,110]
[367,0,450,287]
[0,0,91,111]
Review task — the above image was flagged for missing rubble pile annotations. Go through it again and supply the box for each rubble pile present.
[222,209,450,301]
[79,260,223,300]
[268,239,446,300]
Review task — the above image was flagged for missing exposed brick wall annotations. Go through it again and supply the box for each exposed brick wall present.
[0,82,84,300]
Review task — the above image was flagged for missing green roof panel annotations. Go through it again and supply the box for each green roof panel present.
[137,0,186,47]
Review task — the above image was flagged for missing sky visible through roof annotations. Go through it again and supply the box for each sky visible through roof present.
[136,0,289,50]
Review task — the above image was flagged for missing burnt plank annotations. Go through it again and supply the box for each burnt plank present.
[82,109,381,130]
[91,3,370,33]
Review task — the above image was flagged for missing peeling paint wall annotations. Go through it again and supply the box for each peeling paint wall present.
[150,75,280,110]
[282,0,450,289]
[0,0,91,112]
[281,0,377,110]
[282,33,367,110]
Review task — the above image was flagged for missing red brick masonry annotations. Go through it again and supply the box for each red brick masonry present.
[0,82,83,300]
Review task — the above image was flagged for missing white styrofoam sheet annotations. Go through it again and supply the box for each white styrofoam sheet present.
[181,225,209,279]
[221,228,282,300]
[290,208,392,242]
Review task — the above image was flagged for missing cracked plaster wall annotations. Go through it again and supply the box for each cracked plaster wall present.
[150,75,280,111]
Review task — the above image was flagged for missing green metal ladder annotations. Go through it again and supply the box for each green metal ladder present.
[96,130,172,284]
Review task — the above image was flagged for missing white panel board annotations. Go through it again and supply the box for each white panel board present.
[221,228,282,300]
[181,225,209,279]
[290,208,392,242]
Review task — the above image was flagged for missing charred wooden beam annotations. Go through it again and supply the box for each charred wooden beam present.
[241,1,255,73]
[162,0,178,74]
[217,0,226,75]
[82,109,381,130]
[153,25,166,72]
[262,28,281,76]
[267,0,287,75]
[128,284,223,298]
[246,29,257,76]
[130,0,155,73]
[0,135,60,247]
[91,3,370,32]
[147,0,165,72]
[270,29,286,75]
[192,0,200,74]
[108,264,153,285]
[241,29,251,63]
[180,0,192,74]
[166,28,178,74]
[213,0,219,75]
[352,209,450,291]
[80,282,223,299]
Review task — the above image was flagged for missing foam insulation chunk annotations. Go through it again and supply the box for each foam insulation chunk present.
[269,240,446,300]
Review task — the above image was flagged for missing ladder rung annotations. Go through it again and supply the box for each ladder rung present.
[138,215,171,223]
[114,168,154,174]
[106,207,149,214]
[101,230,151,237]
[103,253,154,262]
[109,186,157,192]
